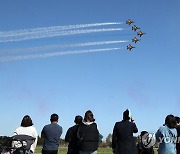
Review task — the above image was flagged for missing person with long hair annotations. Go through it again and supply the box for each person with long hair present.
[78,110,99,154]
[156,114,177,154]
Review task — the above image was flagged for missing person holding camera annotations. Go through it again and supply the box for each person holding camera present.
[112,109,138,154]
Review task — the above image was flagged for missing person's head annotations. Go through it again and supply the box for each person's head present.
[165,114,176,128]
[50,113,59,123]
[74,115,83,125]
[140,131,148,137]
[123,109,130,121]
[21,115,33,127]
[84,110,95,122]
[175,116,180,125]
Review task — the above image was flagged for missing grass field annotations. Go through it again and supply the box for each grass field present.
[34,146,158,154]
[35,147,114,154]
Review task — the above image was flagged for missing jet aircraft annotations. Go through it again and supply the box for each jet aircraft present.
[126,19,134,25]
[132,25,140,31]
[132,37,140,43]
[127,44,135,51]
[137,31,146,37]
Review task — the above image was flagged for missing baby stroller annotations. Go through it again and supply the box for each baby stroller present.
[0,135,35,154]
[137,131,156,154]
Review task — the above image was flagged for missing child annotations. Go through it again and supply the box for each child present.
[137,131,155,154]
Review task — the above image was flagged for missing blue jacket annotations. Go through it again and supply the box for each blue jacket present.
[156,125,177,154]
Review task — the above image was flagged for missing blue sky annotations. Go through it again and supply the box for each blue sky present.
[0,0,180,139]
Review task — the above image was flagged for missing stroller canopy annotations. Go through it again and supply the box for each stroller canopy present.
[12,135,35,150]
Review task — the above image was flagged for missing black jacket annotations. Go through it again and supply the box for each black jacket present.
[177,125,180,154]
[65,125,79,154]
[112,120,138,154]
[78,122,99,151]
[177,125,180,137]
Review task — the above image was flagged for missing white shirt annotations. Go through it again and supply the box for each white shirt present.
[14,126,38,153]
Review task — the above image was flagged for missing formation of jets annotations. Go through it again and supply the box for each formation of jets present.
[126,19,145,51]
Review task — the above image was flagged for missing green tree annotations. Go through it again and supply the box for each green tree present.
[106,133,112,147]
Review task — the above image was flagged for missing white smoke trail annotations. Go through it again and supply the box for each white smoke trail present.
[0,28,124,42]
[0,40,128,54]
[0,47,122,62]
[0,22,124,37]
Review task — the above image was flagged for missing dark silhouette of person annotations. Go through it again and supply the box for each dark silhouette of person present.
[175,116,180,154]
[112,109,138,154]
[65,115,83,154]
